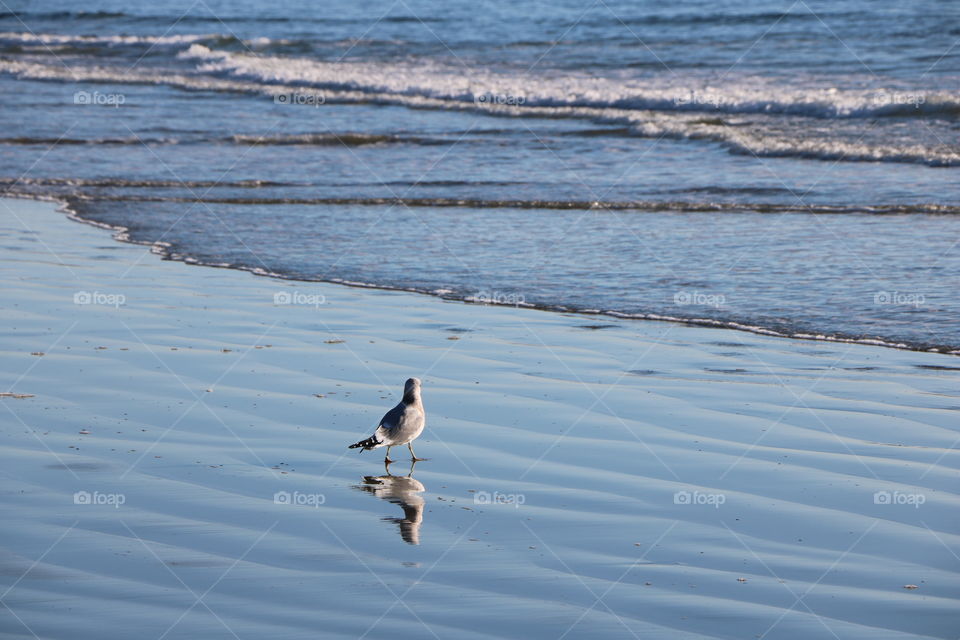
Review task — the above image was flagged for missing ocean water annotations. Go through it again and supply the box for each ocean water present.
[1,0,958,352]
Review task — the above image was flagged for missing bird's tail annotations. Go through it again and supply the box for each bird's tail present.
[348,435,381,451]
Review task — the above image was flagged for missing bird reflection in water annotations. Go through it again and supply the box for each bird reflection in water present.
[356,460,425,545]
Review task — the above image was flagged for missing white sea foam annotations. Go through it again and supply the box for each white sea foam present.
[4,31,957,122]
[178,45,960,165]
[180,44,960,120]
[6,50,957,166]
[0,31,221,46]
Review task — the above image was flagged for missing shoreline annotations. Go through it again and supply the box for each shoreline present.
[7,192,954,357]
[1,195,957,639]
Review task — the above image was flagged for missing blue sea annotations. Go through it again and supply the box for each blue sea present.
[1,0,958,352]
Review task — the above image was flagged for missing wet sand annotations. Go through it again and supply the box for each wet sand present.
[0,197,957,639]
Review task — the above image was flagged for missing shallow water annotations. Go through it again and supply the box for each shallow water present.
[0,0,958,351]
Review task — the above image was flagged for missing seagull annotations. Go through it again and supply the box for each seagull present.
[348,378,426,464]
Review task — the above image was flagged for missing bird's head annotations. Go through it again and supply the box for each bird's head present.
[403,377,422,401]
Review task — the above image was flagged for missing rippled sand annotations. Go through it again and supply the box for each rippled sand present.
[0,197,957,639]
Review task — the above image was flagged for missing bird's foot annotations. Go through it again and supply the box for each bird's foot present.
[411,457,429,462]
[384,457,395,464]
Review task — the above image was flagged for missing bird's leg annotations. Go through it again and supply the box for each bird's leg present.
[408,442,428,461]
[384,445,394,464]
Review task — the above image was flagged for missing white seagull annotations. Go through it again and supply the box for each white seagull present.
[348,378,426,464]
